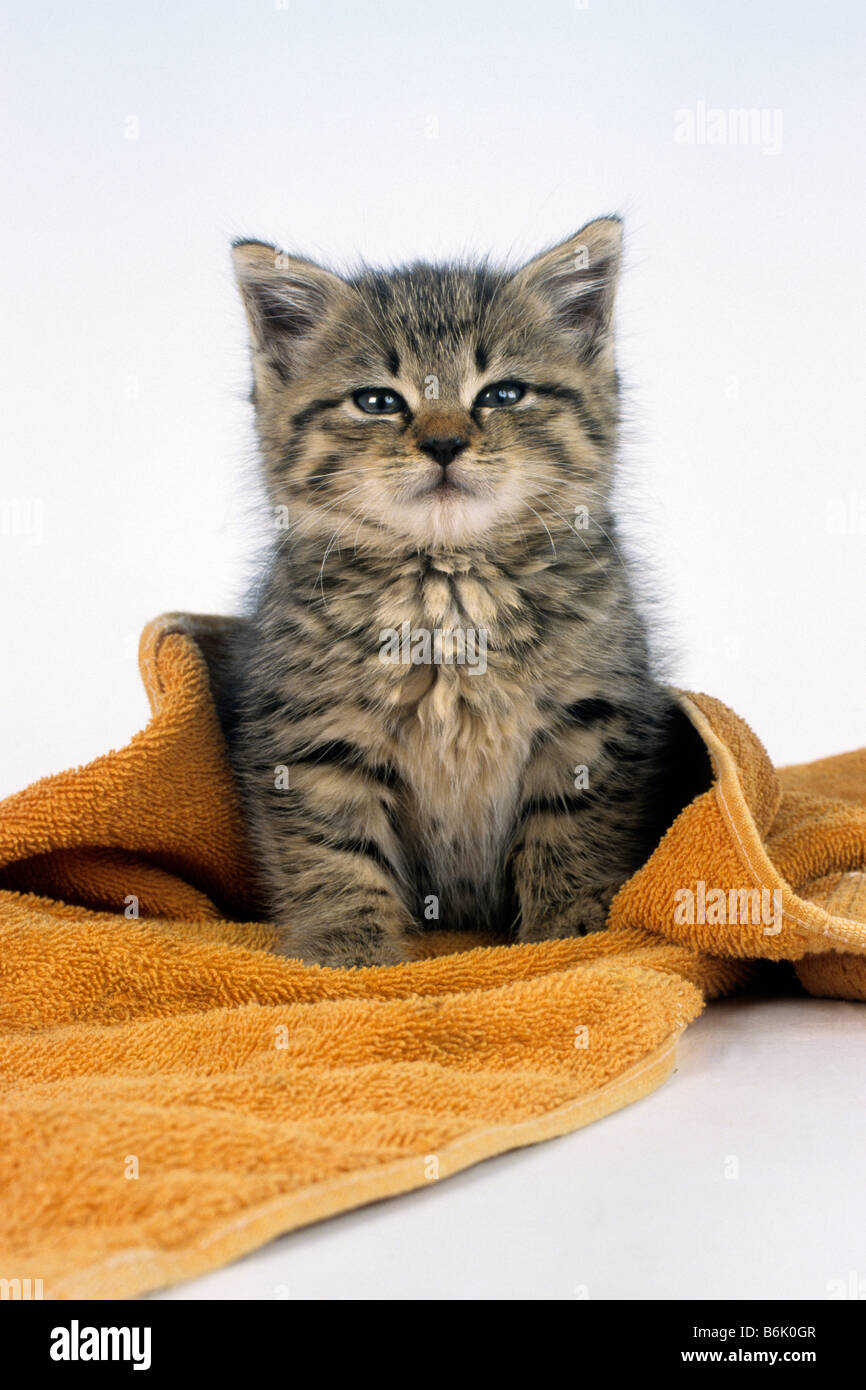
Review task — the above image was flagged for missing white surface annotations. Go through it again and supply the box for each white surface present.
[151,996,866,1300]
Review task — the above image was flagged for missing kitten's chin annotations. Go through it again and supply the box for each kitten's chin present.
[393,491,509,548]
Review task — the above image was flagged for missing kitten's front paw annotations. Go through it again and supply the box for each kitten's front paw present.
[273,928,410,970]
[517,900,610,943]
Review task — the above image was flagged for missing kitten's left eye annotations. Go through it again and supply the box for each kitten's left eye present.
[474,381,526,409]
[352,387,406,415]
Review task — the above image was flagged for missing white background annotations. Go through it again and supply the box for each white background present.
[2,0,865,1303]
[2,0,864,793]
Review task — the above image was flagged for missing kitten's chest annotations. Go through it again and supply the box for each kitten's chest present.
[376,565,539,911]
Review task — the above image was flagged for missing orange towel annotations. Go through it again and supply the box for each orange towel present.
[1,613,864,1299]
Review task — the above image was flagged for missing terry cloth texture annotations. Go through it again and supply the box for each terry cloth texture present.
[1,613,864,1299]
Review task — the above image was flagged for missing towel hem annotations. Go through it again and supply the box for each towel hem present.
[48,1029,684,1300]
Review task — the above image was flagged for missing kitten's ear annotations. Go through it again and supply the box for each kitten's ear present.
[232,240,345,374]
[511,217,622,359]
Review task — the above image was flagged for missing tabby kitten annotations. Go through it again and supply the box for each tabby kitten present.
[229,218,690,968]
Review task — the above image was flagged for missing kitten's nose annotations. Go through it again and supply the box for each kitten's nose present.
[418,435,469,467]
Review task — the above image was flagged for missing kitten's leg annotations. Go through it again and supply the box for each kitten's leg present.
[269,843,412,967]
[511,706,662,942]
[511,807,630,941]
[239,747,414,968]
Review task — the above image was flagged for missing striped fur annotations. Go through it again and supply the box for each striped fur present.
[228,218,686,967]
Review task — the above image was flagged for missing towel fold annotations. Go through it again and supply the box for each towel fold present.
[1,612,863,1298]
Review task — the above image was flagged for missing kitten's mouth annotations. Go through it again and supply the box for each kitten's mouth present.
[430,479,466,499]
[412,472,476,502]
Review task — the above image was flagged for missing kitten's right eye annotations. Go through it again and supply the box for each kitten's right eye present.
[352,388,406,415]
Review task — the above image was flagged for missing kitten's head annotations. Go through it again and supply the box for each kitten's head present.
[233,218,622,553]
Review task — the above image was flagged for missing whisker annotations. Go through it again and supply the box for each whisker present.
[522,501,558,560]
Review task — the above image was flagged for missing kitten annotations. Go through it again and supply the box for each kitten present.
[228,218,704,967]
